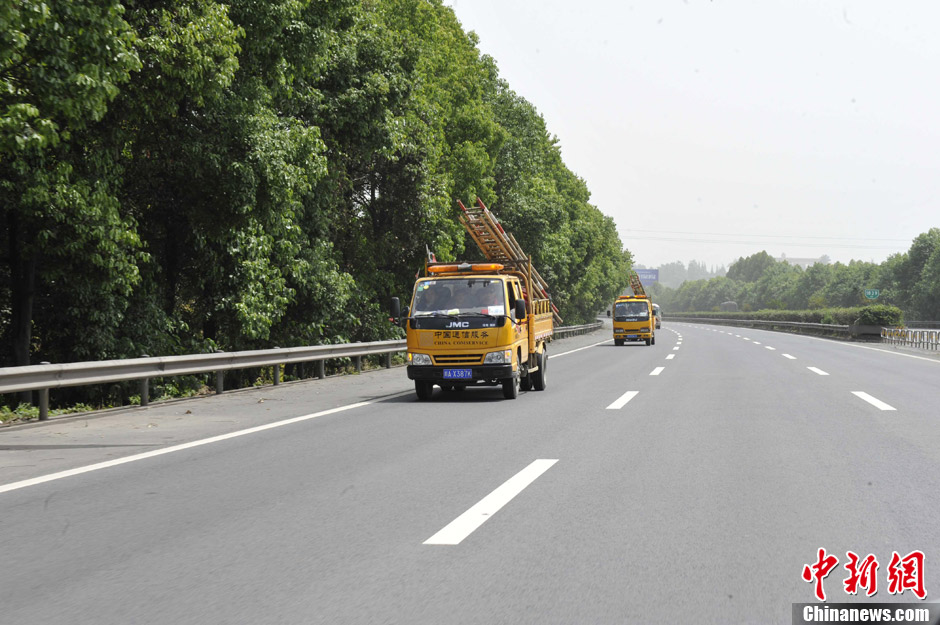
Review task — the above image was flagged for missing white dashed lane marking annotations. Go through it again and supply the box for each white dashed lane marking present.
[424,459,558,545]
[851,392,896,411]
[650,367,665,376]
[606,390,639,410]
[807,367,829,376]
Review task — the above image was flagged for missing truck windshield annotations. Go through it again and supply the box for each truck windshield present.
[614,301,649,321]
[413,279,506,316]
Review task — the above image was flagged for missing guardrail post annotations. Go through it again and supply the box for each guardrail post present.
[317,359,325,379]
[39,361,50,421]
[385,352,391,368]
[140,354,150,407]
[215,350,224,394]
[273,348,280,386]
[355,355,362,374]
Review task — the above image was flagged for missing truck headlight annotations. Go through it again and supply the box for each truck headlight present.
[483,349,513,364]
[614,328,623,333]
[408,352,432,366]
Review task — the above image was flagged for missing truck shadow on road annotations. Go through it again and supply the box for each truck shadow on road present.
[378,389,517,403]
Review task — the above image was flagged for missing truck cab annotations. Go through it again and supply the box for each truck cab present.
[398,262,552,400]
[612,295,656,346]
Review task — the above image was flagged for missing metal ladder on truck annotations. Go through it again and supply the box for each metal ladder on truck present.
[457,198,563,324]
[628,271,647,297]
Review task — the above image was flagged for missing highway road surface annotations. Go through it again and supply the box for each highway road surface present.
[2,321,939,624]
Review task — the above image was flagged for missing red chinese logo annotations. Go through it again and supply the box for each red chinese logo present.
[803,548,927,601]
[887,550,926,600]
[803,548,839,601]
[844,552,879,597]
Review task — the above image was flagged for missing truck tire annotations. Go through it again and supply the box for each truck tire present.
[502,376,518,400]
[614,339,624,346]
[651,335,656,345]
[532,350,547,391]
[520,375,532,392]
[645,338,651,346]
[415,380,433,400]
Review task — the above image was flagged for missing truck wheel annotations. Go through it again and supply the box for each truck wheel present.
[415,380,433,400]
[520,375,532,392]
[645,338,651,346]
[502,376,518,400]
[532,350,547,391]
[614,339,624,346]
[651,335,656,345]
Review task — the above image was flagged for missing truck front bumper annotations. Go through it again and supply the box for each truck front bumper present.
[407,364,516,384]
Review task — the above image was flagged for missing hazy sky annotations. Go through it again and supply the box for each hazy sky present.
[445,0,939,270]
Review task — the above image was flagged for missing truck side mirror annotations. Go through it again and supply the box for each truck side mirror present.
[390,297,401,320]
[514,299,526,321]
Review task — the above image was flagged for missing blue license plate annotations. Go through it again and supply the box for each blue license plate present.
[626,335,638,338]
[443,368,472,380]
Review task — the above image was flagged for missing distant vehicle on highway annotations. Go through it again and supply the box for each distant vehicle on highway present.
[612,295,656,346]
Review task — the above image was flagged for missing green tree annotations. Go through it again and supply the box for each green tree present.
[727,251,777,283]
[1,0,141,373]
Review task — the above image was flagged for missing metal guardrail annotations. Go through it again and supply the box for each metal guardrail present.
[899,321,940,329]
[0,341,406,421]
[667,316,851,334]
[0,321,605,420]
[554,321,603,338]
[881,328,940,351]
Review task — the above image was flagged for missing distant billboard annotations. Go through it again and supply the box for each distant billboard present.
[636,269,659,283]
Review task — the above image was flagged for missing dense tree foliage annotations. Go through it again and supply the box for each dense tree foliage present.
[1,0,630,389]
[653,234,940,321]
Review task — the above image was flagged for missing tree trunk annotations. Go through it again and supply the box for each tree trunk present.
[6,209,37,404]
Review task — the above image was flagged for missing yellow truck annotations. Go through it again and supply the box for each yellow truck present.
[612,272,656,346]
[391,199,556,400]
[612,295,656,346]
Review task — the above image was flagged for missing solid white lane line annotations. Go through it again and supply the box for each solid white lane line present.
[807,367,829,376]
[606,390,639,410]
[765,346,776,350]
[552,338,610,358]
[424,459,558,545]
[852,391,896,411]
[783,354,797,359]
[650,367,665,376]
[0,392,414,495]
[666,354,675,360]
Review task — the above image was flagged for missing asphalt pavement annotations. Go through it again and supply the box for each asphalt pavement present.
[2,321,939,624]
